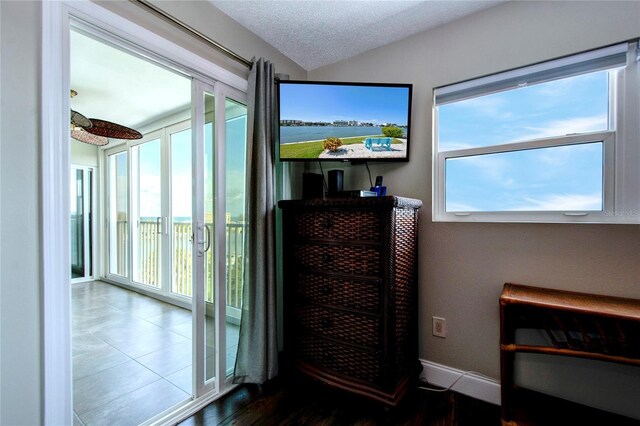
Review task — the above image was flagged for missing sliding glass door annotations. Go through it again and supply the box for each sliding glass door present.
[191,81,247,394]
[115,120,193,304]
[130,129,194,298]
[103,78,247,401]
[131,136,163,289]
[70,166,94,282]
[223,97,248,377]
[72,18,250,424]
[170,126,194,298]
[107,151,128,278]
[112,125,195,300]
[192,83,217,395]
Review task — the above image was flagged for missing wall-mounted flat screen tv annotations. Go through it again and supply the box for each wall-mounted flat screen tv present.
[278,80,412,162]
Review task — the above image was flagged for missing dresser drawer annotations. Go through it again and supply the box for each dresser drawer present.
[295,273,381,314]
[297,334,382,385]
[294,210,383,242]
[295,304,381,348]
[294,243,382,277]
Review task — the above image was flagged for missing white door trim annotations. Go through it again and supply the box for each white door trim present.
[42,1,248,424]
[42,1,72,424]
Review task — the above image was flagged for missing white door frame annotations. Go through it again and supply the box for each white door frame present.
[42,1,247,424]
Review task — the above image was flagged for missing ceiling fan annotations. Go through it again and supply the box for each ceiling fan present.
[70,89,143,146]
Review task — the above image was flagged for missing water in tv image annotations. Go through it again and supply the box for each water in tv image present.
[279,82,411,160]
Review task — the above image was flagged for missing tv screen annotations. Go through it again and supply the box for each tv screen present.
[278,80,412,162]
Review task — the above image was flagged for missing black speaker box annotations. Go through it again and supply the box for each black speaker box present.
[302,172,324,199]
[327,169,344,194]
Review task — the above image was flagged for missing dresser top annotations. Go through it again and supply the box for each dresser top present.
[278,195,422,210]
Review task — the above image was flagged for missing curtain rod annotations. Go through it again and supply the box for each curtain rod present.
[130,0,253,69]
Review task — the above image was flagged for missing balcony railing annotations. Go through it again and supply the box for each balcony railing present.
[115,220,244,309]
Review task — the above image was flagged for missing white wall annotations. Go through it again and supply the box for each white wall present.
[308,0,640,414]
[1,2,42,425]
[71,139,99,167]
[0,1,306,423]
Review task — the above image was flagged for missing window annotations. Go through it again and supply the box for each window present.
[433,41,640,223]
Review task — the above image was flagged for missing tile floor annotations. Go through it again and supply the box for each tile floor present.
[72,280,240,425]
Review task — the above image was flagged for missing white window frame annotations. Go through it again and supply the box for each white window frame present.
[433,41,640,224]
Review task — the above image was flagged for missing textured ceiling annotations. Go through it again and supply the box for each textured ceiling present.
[210,0,506,71]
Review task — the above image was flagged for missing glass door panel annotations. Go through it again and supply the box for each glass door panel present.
[132,139,162,288]
[70,167,93,280]
[224,97,247,376]
[108,152,128,278]
[205,120,215,304]
[204,92,216,383]
[87,170,93,278]
[71,168,85,278]
[192,81,217,396]
[170,127,193,298]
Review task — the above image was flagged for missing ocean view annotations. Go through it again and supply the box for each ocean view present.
[281,126,406,144]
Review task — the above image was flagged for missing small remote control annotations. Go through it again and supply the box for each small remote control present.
[375,175,383,187]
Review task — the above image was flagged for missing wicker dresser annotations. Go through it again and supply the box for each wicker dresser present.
[279,196,422,407]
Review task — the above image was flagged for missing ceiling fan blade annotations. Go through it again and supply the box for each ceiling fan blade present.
[71,128,109,146]
[84,118,142,140]
[70,110,93,128]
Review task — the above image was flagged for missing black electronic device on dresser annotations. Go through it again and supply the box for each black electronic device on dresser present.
[278,196,422,407]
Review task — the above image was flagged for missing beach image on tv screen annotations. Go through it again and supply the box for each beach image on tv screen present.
[279,83,410,160]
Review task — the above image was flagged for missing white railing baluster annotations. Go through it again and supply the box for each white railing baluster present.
[116,219,243,308]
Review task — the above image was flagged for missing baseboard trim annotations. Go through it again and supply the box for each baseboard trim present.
[419,359,501,406]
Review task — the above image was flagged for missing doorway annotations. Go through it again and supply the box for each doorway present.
[42,2,253,424]
[69,19,247,425]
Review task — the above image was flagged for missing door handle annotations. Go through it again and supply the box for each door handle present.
[156,217,162,234]
[204,224,212,252]
[195,222,210,257]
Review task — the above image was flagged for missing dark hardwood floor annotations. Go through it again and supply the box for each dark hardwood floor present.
[178,375,500,425]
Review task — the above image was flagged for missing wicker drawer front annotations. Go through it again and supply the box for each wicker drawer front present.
[294,210,383,242]
[295,273,381,313]
[297,334,382,384]
[295,243,382,277]
[295,304,380,348]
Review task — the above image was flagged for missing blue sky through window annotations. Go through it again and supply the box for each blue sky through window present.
[439,71,610,212]
[137,115,247,220]
[445,143,604,212]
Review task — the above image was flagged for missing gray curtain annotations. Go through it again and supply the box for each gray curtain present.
[233,58,279,384]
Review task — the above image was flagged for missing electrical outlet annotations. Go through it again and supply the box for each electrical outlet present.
[432,317,446,338]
